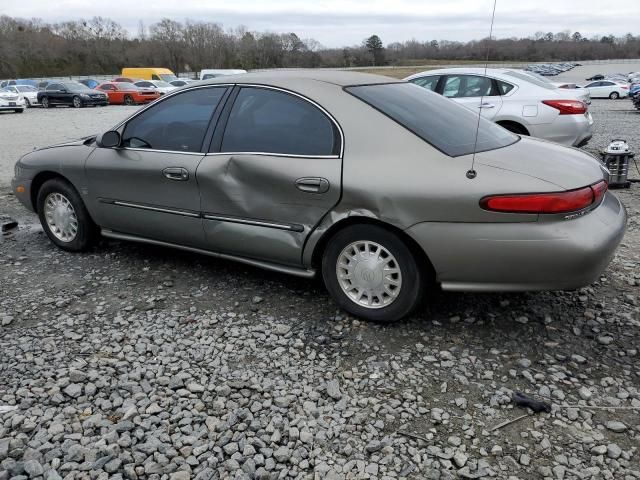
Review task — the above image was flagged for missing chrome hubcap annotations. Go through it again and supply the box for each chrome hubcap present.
[336,241,402,309]
[44,193,78,242]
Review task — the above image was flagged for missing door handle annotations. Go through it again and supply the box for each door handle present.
[478,102,495,108]
[162,167,189,181]
[295,177,330,194]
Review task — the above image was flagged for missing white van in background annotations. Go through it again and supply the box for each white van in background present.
[199,69,247,80]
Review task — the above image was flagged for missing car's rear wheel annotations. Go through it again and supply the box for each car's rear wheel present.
[124,95,134,105]
[36,178,97,252]
[609,92,619,100]
[41,96,50,108]
[322,225,424,322]
[72,96,83,108]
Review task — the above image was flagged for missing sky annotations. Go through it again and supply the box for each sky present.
[2,0,637,47]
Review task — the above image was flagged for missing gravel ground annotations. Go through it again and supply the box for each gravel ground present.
[1,100,639,480]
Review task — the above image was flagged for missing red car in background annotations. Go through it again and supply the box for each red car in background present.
[95,82,161,105]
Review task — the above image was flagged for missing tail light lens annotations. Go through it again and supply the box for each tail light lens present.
[542,99,588,115]
[481,180,607,214]
[621,86,629,90]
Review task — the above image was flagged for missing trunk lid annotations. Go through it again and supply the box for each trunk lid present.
[475,136,606,190]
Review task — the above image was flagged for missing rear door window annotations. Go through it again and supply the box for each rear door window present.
[122,87,227,152]
[219,87,338,156]
[346,82,518,157]
[443,75,495,98]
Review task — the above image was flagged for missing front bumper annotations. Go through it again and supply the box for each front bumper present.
[82,97,108,105]
[11,177,34,211]
[0,102,25,110]
[406,192,627,292]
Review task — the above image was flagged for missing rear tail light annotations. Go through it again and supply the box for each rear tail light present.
[481,180,607,214]
[542,99,587,115]
[621,86,629,90]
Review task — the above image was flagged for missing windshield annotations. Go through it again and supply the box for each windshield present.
[17,85,37,92]
[346,83,518,157]
[506,71,555,90]
[153,81,171,87]
[159,74,177,82]
[63,82,93,91]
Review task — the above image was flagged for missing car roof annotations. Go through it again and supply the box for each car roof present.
[200,70,400,88]
[404,67,518,80]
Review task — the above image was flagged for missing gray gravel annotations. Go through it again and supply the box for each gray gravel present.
[1,98,639,479]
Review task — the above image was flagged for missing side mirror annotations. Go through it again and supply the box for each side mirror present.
[96,131,121,148]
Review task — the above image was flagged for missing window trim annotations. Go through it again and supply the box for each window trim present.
[209,84,344,159]
[112,83,344,159]
[113,84,234,155]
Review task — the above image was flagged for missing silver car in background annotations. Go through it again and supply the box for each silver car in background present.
[11,71,626,322]
[405,67,593,147]
[3,85,39,107]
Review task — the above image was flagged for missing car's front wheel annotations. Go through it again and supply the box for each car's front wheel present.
[322,224,424,322]
[36,178,98,252]
[124,95,134,105]
[24,98,31,107]
[14,109,24,113]
[609,92,619,100]
[72,96,83,108]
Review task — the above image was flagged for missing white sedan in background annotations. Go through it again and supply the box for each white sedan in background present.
[0,89,26,113]
[3,85,39,107]
[133,80,177,95]
[581,80,629,99]
[404,68,593,147]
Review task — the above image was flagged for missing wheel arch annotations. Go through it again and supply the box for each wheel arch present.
[496,120,530,136]
[30,171,73,213]
[309,216,436,283]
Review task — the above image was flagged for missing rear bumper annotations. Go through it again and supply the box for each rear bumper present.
[529,113,593,147]
[406,192,627,292]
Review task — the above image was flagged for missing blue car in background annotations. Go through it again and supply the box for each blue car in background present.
[78,79,100,89]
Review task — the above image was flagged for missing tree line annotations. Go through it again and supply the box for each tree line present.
[0,15,638,78]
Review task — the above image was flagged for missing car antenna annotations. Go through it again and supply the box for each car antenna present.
[467,0,498,180]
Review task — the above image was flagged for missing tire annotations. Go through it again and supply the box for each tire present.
[36,178,98,252]
[14,109,24,113]
[322,224,424,322]
[72,96,83,108]
[609,92,619,100]
[41,96,50,108]
[124,95,134,106]
[24,98,31,107]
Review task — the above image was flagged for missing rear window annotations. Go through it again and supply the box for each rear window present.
[505,71,555,90]
[346,83,518,157]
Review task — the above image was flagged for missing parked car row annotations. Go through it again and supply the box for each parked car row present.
[525,62,579,76]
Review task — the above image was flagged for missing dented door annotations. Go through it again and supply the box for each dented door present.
[196,153,341,266]
[197,85,343,266]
